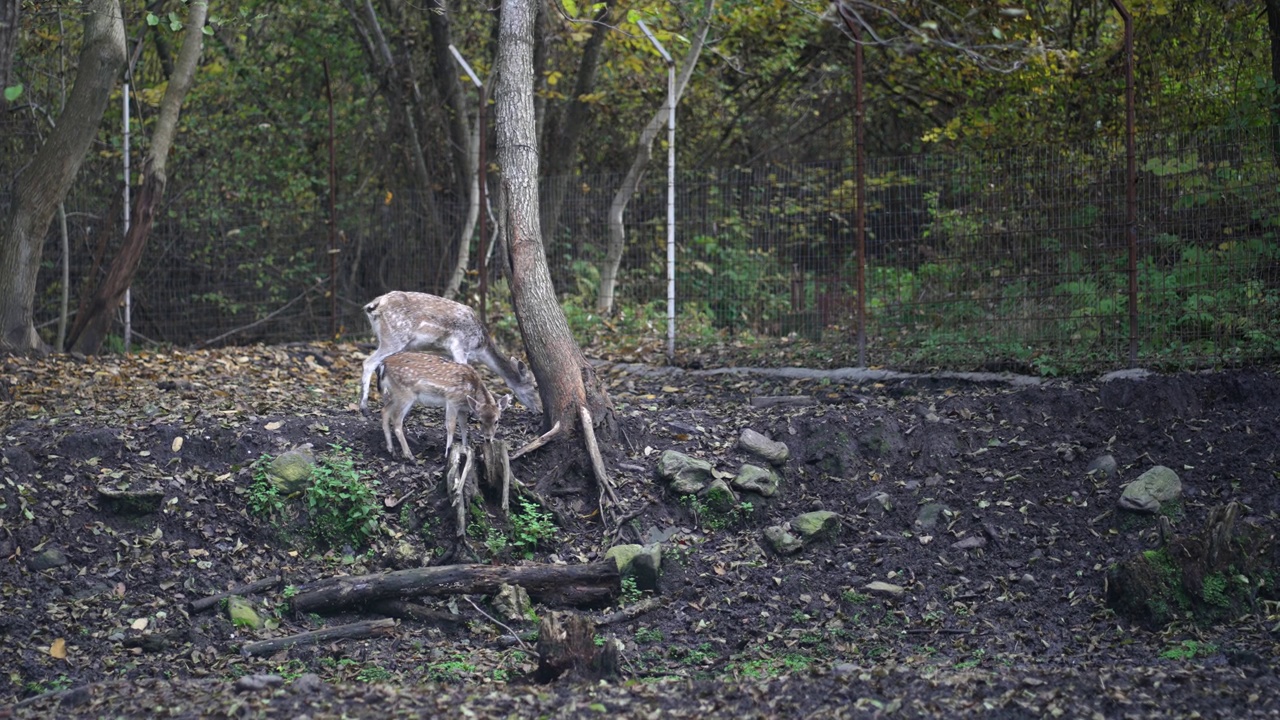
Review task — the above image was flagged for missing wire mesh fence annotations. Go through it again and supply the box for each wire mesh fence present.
[27,123,1280,372]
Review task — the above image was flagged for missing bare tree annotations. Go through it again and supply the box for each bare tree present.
[494,0,613,445]
[598,0,714,315]
[539,0,614,246]
[0,0,125,353]
[67,1,208,354]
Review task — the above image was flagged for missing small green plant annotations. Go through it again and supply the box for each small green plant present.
[954,648,985,670]
[842,590,870,604]
[426,653,477,682]
[510,497,557,558]
[247,455,286,516]
[1161,639,1219,661]
[635,626,664,644]
[305,444,380,549]
[355,665,394,683]
[620,575,643,605]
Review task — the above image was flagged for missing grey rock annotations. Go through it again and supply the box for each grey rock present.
[859,491,892,517]
[792,510,840,540]
[914,502,951,532]
[235,674,284,692]
[290,673,325,695]
[226,596,263,630]
[1087,454,1118,478]
[1119,465,1182,513]
[764,526,804,555]
[951,535,986,550]
[492,583,531,622]
[28,547,68,571]
[267,445,316,494]
[732,464,781,497]
[699,478,738,512]
[738,429,790,465]
[658,450,713,495]
[864,581,906,598]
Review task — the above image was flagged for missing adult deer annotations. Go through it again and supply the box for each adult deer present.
[360,291,541,416]
[377,352,512,460]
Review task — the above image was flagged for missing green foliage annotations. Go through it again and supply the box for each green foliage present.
[1161,639,1219,661]
[354,665,394,683]
[287,444,380,551]
[509,497,558,558]
[634,626,664,644]
[682,234,791,332]
[620,575,643,605]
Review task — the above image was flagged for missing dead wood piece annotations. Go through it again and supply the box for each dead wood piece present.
[595,596,667,626]
[95,486,165,515]
[750,395,815,408]
[240,618,396,657]
[535,611,618,683]
[290,560,620,615]
[511,420,563,460]
[580,406,619,508]
[368,600,463,625]
[189,575,283,614]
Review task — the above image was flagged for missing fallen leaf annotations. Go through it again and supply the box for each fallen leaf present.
[265,421,283,431]
[131,618,148,631]
[171,436,184,452]
[49,638,67,659]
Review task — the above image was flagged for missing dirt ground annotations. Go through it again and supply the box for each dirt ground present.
[1,344,1278,718]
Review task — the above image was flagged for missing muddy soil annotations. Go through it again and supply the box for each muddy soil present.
[1,345,1277,718]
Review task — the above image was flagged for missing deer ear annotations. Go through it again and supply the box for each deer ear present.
[514,357,529,375]
[499,394,513,410]
[466,395,481,412]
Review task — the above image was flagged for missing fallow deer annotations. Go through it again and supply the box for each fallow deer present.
[376,351,512,460]
[360,291,541,417]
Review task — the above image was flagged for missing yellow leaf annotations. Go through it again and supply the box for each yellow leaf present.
[49,638,67,659]
[131,618,148,631]
[171,436,184,452]
[265,421,283,431]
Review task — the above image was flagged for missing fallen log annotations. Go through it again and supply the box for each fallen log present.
[189,575,283,614]
[290,560,620,615]
[240,618,396,657]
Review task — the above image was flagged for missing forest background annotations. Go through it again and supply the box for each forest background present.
[2,0,1278,374]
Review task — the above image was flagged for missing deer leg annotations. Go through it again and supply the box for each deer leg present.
[360,347,396,416]
[443,402,459,456]
[390,400,416,461]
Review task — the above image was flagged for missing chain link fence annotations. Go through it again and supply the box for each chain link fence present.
[28,119,1280,372]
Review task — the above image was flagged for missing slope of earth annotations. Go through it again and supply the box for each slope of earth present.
[1,344,1277,718]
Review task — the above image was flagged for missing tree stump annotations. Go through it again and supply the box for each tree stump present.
[534,611,618,683]
[1106,502,1278,628]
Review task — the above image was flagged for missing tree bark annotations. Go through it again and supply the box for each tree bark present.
[539,0,613,246]
[597,0,715,315]
[288,560,620,614]
[240,618,397,657]
[0,0,125,354]
[535,611,618,682]
[0,0,18,108]
[494,0,612,437]
[67,0,207,355]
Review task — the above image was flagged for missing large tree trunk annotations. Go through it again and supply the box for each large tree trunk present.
[67,1,207,355]
[597,0,714,315]
[539,0,613,246]
[494,0,610,437]
[0,0,125,354]
[0,0,18,108]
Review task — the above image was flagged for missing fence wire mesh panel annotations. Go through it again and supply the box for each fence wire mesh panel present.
[28,127,1280,372]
